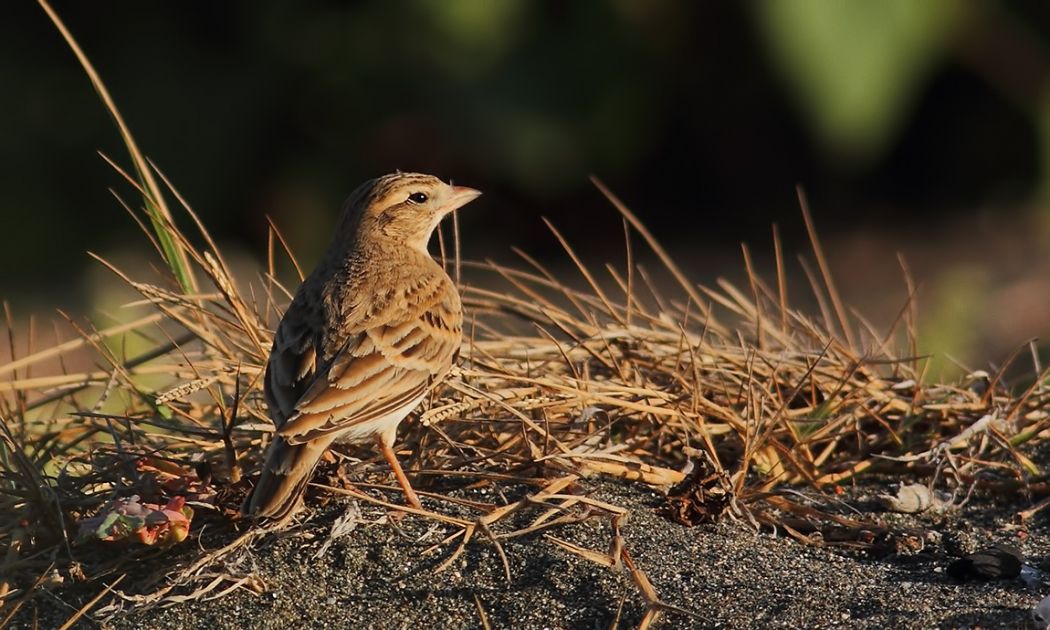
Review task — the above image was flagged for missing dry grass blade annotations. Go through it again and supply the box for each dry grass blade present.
[546,535,619,568]
[0,312,169,379]
[796,186,854,350]
[473,593,492,630]
[590,176,719,332]
[57,574,125,630]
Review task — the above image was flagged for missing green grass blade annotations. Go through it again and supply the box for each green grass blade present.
[38,0,197,294]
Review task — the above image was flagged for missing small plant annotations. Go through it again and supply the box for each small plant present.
[77,495,193,547]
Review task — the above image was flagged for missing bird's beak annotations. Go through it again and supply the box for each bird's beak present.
[446,185,482,212]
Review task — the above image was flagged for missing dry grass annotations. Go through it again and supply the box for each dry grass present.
[2,3,1050,627]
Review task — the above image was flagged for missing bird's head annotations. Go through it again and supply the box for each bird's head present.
[341,172,481,251]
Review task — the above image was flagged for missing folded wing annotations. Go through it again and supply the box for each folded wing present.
[268,271,462,444]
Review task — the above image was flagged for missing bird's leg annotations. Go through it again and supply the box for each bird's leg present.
[375,434,422,510]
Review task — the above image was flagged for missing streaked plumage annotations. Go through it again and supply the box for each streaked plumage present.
[243,172,480,523]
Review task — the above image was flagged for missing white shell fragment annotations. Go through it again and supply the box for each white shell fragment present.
[878,482,949,514]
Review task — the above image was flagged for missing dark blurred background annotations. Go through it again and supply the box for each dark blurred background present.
[2,1,1049,375]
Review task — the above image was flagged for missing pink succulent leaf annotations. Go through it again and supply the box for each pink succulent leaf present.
[76,494,195,546]
[135,526,160,546]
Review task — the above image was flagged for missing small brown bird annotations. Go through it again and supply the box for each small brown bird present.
[243,172,480,522]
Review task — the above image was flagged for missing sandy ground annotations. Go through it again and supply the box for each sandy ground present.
[13,472,1050,630]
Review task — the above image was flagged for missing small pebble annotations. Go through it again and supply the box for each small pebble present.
[947,545,1022,581]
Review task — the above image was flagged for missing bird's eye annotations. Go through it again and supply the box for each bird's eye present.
[408,192,428,204]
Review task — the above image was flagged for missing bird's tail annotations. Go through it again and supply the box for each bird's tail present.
[242,435,335,523]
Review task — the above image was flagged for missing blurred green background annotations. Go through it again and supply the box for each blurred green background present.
[1,0,1048,375]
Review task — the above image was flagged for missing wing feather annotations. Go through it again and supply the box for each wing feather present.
[268,268,461,444]
[264,296,323,426]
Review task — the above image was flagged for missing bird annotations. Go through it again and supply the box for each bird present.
[242,172,480,523]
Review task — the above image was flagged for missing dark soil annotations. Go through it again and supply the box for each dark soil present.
[11,474,1050,630]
